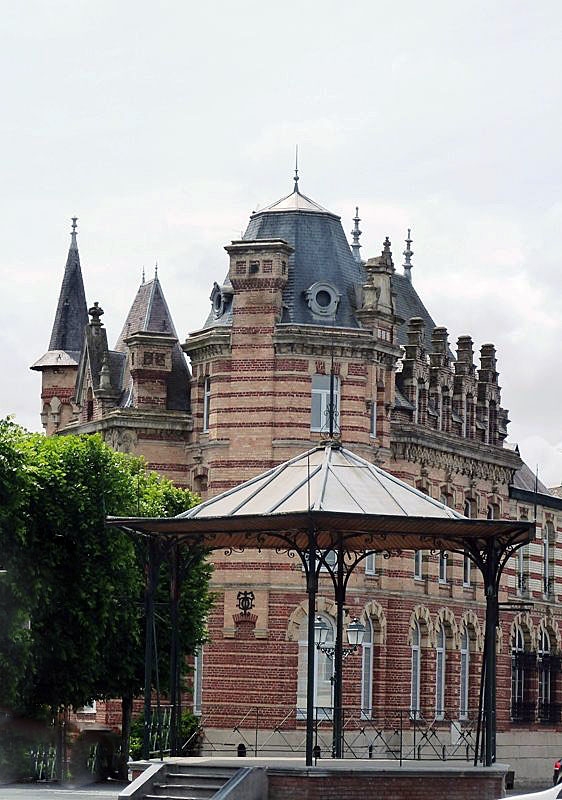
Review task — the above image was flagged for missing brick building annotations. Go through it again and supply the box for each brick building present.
[32,178,562,780]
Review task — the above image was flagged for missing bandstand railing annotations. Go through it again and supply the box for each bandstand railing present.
[182,705,479,763]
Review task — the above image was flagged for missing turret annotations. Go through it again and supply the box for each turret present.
[31,218,88,434]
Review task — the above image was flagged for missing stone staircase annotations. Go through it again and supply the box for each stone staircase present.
[133,763,242,800]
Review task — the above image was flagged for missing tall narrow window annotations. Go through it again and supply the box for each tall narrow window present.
[365,552,376,576]
[460,628,470,719]
[414,550,423,580]
[538,628,552,722]
[438,552,448,584]
[297,614,334,718]
[311,374,340,433]
[193,648,203,715]
[369,398,377,438]
[361,618,374,719]
[544,522,555,599]
[463,500,473,586]
[511,625,526,721]
[202,377,211,432]
[517,546,528,596]
[411,620,421,717]
[435,625,446,719]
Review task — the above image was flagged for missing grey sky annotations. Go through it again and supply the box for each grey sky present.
[1,1,560,485]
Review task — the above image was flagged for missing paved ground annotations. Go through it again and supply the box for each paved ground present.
[0,783,125,800]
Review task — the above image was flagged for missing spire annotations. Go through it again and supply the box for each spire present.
[351,206,362,264]
[403,228,413,282]
[47,217,88,352]
[293,145,299,193]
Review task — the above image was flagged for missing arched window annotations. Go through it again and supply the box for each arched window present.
[460,627,470,719]
[435,625,446,719]
[86,387,94,421]
[411,620,421,717]
[511,624,534,722]
[311,374,340,433]
[361,618,374,719]
[297,614,334,718]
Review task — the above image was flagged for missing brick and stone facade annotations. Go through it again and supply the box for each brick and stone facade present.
[32,187,562,783]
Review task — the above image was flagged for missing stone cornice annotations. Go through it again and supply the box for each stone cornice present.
[273,325,402,364]
[60,408,192,436]
[391,422,522,484]
[182,327,232,363]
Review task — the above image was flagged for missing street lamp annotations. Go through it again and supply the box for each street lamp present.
[313,615,365,759]
[314,615,365,661]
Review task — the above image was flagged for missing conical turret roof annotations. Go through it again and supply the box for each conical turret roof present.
[31,219,88,370]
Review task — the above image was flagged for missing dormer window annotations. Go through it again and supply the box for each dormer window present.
[305,282,340,318]
[210,282,224,319]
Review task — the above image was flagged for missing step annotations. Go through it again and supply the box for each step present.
[167,767,239,779]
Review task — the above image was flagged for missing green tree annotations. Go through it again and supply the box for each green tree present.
[0,424,212,777]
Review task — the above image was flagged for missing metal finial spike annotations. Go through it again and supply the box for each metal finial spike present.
[154,261,158,278]
[294,145,299,192]
[70,217,78,250]
[142,266,145,284]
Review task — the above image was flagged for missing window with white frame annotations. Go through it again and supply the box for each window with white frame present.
[438,551,448,584]
[311,374,340,433]
[202,377,211,432]
[193,648,203,715]
[410,620,421,716]
[414,550,423,580]
[544,522,555,599]
[538,628,552,715]
[361,618,374,718]
[459,627,470,719]
[463,553,472,587]
[511,624,525,718]
[365,552,376,576]
[297,614,334,718]
[435,625,446,719]
[369,398,377,438]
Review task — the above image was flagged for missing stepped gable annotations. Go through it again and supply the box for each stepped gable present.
[32,218,88,369]
[115,273,190,412]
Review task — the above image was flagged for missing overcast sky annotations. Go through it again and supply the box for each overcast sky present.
[1,1,560,486]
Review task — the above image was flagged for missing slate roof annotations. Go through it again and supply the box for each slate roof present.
[198,185,446,351]
[512,462,552,494]
[115,276,190,412]
[32,226,88,369]
[48,230,88,352]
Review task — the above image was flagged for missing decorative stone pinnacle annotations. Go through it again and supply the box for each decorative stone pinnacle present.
[351,206,362,264]
[88,301,104,326]
[403,228,414,282]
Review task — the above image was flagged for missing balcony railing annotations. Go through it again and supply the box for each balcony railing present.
[538,702,562,725]
[511,701,536,723]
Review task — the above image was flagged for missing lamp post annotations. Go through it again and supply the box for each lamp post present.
[314,615,365,757]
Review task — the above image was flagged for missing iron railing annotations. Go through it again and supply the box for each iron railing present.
[183,705,479,763]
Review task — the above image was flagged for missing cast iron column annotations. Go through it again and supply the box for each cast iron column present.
[305,524,318,766]
[142,537,159,760]
[332,542,345,758]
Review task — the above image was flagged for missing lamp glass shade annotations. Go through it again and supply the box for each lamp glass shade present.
[314,616,330,646]
[347,617,365,647]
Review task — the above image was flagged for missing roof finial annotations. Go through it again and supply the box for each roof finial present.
[70,217,78,251]
[293,145,299,192]
[403,228,414,283]
[351,206,362,264]
[154,261,158,279]
[142,266,145,284]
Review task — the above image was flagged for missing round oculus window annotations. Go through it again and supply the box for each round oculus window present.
[305,282,341,317]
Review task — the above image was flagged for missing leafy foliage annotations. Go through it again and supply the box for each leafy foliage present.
[0,421,212,727]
